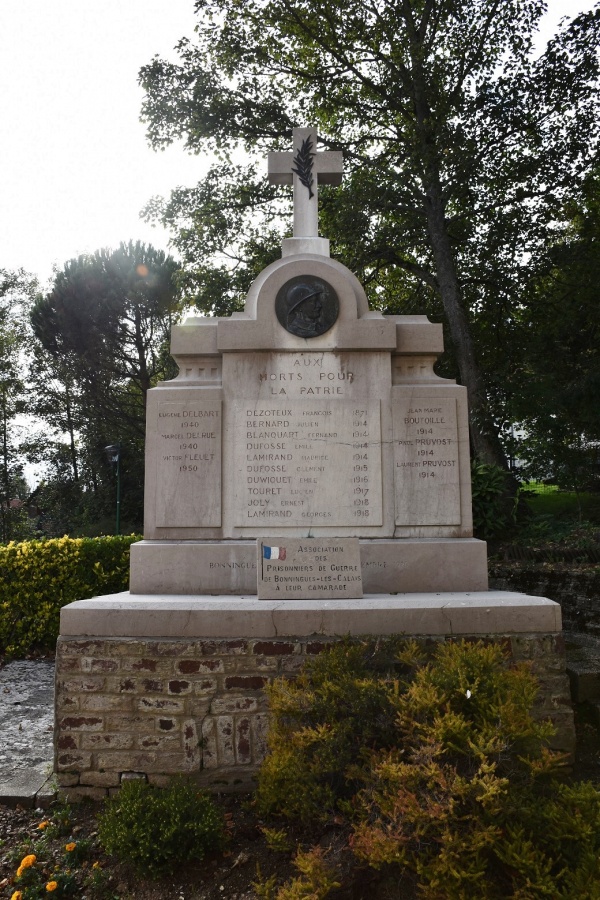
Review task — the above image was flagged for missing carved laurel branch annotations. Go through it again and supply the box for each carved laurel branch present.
[291,137,315,199]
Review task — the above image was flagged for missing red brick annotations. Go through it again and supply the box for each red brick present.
[131,658,158,672]
[221,639,249,654]
[158,718,177,731]
[59,640,106,656]
[57,751,92,771]
[306,641,335,655]
[168,680,191,694]
[57,735,78,750]
[252,641,296,656]
[59,716,103,731]
[177,659,223,674]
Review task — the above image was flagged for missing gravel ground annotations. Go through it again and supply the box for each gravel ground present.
[0,659,55,803]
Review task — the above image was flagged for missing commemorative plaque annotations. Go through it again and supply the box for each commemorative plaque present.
[257,537,363,599]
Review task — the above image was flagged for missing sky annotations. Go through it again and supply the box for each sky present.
[0,0,596,289]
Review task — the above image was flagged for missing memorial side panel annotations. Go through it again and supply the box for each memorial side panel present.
[154,400,222,527]
[233,400,382,527]
[393,397,461,525]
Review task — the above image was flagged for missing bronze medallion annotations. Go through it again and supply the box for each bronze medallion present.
[275,275,339,338]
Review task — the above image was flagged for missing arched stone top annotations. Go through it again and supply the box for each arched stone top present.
[217,253,396,351]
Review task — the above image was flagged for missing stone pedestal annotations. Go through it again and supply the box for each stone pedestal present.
[55,592,574,797]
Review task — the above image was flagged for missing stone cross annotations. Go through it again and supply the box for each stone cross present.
[268,127,343,239]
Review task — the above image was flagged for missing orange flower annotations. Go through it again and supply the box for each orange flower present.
[37,820,49,830]
[46,882,58,892]
[65,842,76,852]
[16,853,36,876]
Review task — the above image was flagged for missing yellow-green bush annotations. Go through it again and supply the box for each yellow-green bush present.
[0,534,140,658]
[257,639,600,899]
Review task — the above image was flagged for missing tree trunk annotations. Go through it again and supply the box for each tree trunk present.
[423,182,509,468]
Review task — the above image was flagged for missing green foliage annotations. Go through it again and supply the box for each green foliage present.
[510,171,600,493]
[258,638,600,898]
[256,638,404,824]
[0,534,139,658]
[471,461,519,539]
[0,269,38,543]
[28,241,183,529]
[276,847,341,900]
[140,0,600,467]
[98,778,225,877]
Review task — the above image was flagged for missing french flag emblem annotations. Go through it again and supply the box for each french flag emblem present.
[263,545,286,560]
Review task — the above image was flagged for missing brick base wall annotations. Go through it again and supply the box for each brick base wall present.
[55,633,575,800]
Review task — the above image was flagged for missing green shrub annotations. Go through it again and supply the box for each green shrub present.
[258,639,600,898]
[471,461,519,539]
[98,778,225,877]
[0,534,139,658]
[256,637,404,824]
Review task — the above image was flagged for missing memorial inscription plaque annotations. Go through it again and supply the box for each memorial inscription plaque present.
[154,399,222,527]
[257,537,363,599]
[235,400,382,526]
[393,397,460,525]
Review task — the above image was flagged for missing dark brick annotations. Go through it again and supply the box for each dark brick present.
[168,680,191,694]
[224,675,268,690]
[131,659,158,672]
[222,639,248,654]
[177,659,222,675]
[59,716,103,731]
[158,718,176,731]
[177,660,202,674]
[57,735,78,750]
[142,679,163,692]
[252,641,295,656]
[306,641,335,655]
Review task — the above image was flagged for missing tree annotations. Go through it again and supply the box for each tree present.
[30,242,184,530]
[139,0,600,468]
[509,170,600,490]
[0,270,37,541]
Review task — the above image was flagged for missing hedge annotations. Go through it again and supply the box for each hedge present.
[0,534,140,659]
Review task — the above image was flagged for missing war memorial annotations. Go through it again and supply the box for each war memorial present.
[54,130,574,796]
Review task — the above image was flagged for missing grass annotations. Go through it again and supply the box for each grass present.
[521,484,600,526]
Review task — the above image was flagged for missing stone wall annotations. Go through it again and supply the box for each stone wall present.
[55,632,575,800]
